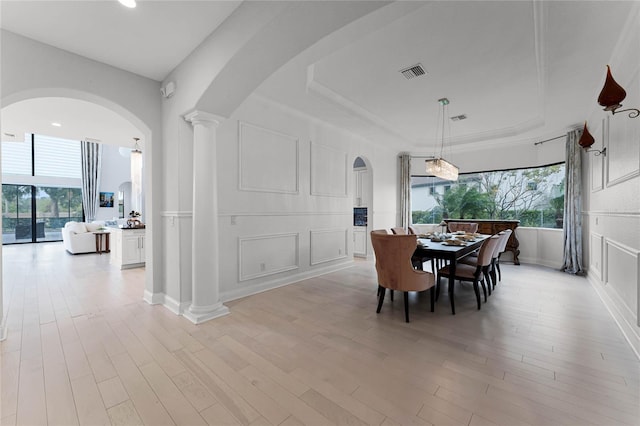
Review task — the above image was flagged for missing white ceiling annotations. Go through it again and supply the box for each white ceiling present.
[1,1,637,151]
[0,0,241,81]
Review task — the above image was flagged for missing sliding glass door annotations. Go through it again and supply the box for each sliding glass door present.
[2,184,82,244]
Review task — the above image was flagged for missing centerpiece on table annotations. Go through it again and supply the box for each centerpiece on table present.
[126,211,144,228]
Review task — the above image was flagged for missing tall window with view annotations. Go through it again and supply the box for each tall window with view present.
[411,163,565,228]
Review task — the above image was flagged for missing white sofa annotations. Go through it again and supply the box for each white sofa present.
[62,221,110,254]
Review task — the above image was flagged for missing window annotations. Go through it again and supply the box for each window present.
[411,163,565,228]
[2,134,83,244]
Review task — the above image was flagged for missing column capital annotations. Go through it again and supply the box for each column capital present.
[183,110,224,128]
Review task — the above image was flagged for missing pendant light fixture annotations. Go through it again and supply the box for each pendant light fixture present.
[577,122,606,156]
[425,97,459,181]
[130,137,143,213]
[597,65,639,118]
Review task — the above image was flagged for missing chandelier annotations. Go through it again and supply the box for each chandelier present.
[425,98,459,181]
[130,137,143,213]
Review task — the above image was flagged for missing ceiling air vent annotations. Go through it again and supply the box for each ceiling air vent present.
[450,114,467,121]
[399,63,426,80]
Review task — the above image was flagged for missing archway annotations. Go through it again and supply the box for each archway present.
[352,155,373,258]
[0,90,156,340]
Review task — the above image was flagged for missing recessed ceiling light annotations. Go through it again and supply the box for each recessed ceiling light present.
[118,0,136,8]
[51,122,62,127]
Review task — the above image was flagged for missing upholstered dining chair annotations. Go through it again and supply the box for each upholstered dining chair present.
[461,229,512,291]
[437,234,501,312]
[370,232,436,322]
[492,229,512,285]
[448,222,479,234]
[390,227,407,235]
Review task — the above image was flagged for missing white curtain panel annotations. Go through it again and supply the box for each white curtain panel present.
[562,129,583,274]
[80,141,102,223]
[399,153,412,229]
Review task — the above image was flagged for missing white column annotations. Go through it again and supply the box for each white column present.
[0,245,5,341]
[182,110,229,324]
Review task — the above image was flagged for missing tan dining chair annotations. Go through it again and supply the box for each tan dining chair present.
[461,229,512,292]
[371,232,436,322]
[390,227,407,235]
[437,234,500,313]
[492,229,512,285]
[448,222,479,234]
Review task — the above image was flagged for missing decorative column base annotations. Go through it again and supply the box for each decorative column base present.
[183,302,230,324]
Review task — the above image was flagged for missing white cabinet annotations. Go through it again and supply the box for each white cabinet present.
[353,169,370,207]
[353,227,367,257]
[111,228,145,269]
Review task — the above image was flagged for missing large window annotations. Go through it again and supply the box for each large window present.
[411,163,565,228]
[2,134,83,244]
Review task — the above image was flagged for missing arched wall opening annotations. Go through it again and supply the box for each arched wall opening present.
[352,155,373,258]
[0,89,156,326]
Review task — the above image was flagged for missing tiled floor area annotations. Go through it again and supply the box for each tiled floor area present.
[1,242,639,425]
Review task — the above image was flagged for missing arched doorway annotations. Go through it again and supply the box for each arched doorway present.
[353,156,373,258]
[0,91,156,340]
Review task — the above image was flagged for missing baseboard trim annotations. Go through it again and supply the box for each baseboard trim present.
[587,270,640,360]
[143,290,164,305]
[162,295,182,315]
[222,259,355,302]
[518,257,562,270]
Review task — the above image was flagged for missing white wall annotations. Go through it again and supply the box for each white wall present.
[215,95,397,301]
[0,30,163,301]
[581,8,640,357]
[95,144,132,221]
[515,227,563,269]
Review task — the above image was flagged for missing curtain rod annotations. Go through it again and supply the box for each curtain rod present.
[534,134,565,146]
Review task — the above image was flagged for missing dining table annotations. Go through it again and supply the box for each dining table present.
[413,233,490,315]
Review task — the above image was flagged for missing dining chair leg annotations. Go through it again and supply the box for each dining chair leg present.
[496,258,502,281]
[490,259,498,289]
[403,292,410,323]
[480,277,487,302]
[430,286,435,312]
[376,287,386,313]
[435,275,441,301]
[449,277,456,315]
[472,280,481,310]
[482,266,491,297]
[390,289,394,301]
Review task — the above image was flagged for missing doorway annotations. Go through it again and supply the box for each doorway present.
[353,156,372,258]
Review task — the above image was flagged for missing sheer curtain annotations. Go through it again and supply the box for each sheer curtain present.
[80,141,102,223]
[399,153,411,229]
[562,129,583,274]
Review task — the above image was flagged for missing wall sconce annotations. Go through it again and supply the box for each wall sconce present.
[597,65,639,118]
[578,122,606,156]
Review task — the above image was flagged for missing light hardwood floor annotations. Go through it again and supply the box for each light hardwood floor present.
[1,242,639,426]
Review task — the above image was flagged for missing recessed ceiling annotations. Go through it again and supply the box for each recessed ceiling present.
[0,1,637,153]
[1,97,142,148]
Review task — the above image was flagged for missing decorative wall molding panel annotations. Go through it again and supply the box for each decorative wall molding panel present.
[605,75,640,187]
[590,232,604,281]
[310,228,348,265]
[219,211,350,217]
[238,233,299,281]
[310,142,348,197]
[238,121,299,194]
[605,239,639,323]
[589,273,640,359]
[222,260,353,303]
